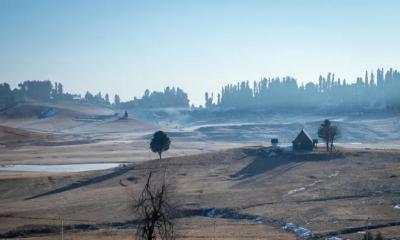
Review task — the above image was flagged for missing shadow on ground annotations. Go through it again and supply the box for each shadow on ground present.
[25,167,132,200]
[231,147,344,180]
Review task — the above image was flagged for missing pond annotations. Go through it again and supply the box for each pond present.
[0,163,125,173]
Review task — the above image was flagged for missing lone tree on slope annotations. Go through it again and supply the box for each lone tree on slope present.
[150,131,171,159]
[318,119,339,152]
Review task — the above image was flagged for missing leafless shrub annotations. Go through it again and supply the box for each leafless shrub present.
[133,171,175,240]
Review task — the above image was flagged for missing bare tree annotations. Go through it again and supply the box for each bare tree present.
[133,172,175,240]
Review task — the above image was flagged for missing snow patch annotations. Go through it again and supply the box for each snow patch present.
[268,151,278,157]
[325,237,342,240]
[288,187,306,195]
[207,209,216,218]
[283,223,313,238]
[282,146,293,153]
[394,204,400,209]
[328,171,339,178]
[307,180,323,187]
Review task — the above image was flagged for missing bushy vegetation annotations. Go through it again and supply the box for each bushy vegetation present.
[318,119,339,152]
[2,67,399,111]
[0,80,80,109]
[150,131,171,159]
[118,87,190,109]
[0,80,190,110]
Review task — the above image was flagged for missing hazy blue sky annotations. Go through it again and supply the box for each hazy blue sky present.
[1,0,399,105]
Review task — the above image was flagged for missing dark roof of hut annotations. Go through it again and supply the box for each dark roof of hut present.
[292,129,313,144]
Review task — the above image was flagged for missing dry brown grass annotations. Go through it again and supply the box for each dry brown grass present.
[1,147,400,239]
[0,125,53,146]
[2,218,295,240]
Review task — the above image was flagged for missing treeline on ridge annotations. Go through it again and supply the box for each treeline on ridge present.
[1,68,400,111]
[0,81,190,110]
[204,68,400,110]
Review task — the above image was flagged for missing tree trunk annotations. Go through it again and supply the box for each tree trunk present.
[148,216,158,240]
[148,223,155,240]
[158,152,162,159]
[325,141,329,152]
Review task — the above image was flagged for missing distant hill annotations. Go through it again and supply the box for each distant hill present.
[0,125,53,146]
[0,100,154,134]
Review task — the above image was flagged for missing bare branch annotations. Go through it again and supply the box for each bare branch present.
[133,171,175,240]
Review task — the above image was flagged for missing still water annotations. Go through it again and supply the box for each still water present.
[0,163,124,173]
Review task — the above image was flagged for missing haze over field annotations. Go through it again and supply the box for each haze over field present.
[1,1,400,240]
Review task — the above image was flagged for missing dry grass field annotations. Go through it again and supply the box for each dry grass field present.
[1,145,400,239]
[1,102,399,239]
[5,218,294,240]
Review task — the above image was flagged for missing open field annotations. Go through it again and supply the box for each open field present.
[1,102,400,239]
[0,218,296,240]
[1,146,400,239]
